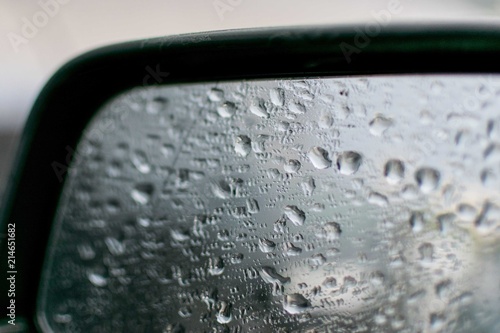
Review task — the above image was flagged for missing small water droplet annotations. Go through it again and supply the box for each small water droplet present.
[284,205,306,226]
[323,277,337,288]
[289,102,306,114]
[146,96,168,114]
[307,147,331,169]
[283,242,302,256]
[208,257,225,276]
[283,293,310,314]
[259,238,276,253]
[249,99,269,118]
[216,301,232,324]
[300,177,315,196]
[384,159,405,184]
[415,167,440,193]
[284,159,301,173]
[369,115,392,136]
[217,101,236,118]
[316,222,342,240]
[270,88,285,106]
[104,237,125,255]
[418,243,434,262]
[259,266,291,284]
[208,88,224,102]
[318,113,333,129]
[410,212,424,233]
[131,150,151,174]
[368,192,388,206]
[337,151,362,175]
[234,135,252,157]
[131,183,154,205]
[87,271,108,287]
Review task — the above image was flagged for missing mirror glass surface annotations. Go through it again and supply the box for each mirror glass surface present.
[38,75,500,332]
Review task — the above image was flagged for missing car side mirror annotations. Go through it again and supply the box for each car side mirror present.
[2,25,500,332]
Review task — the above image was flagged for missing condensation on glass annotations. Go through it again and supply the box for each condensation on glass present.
[38,76,500,332]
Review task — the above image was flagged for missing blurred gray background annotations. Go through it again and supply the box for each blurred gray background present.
[1,0,500,199]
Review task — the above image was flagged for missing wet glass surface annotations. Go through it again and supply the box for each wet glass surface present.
[38,76,500,332]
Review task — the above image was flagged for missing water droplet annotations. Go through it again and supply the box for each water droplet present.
[300,177,315,196]
[318,113,333,129]
[259,238,276,253]
[208,88,224,102]
[415,167,440,193]
[104,237,125,255]
[369,115,392,136]
[246,198,260,214]
[284,205,306,226]
[131,183,154,205]
[309,253,326,267]
[384,159,405,184]
[217,101,236,118]
[323,277,337,288]
[270,88,285,106]
[208,257,225,276]
[418,243,434,262]
[337,151,362,175]
[259,266,291,284]
[410,212,424,233]
[234,135,252,157]
[283,242,302,256]
[307,147,331,169]
[368,192,388,206]
[475,201,500,234]
[483,143,500,162]
[146,96,168,114]
[249,99,269,118]
[480,168,498,187]
[170,228,190,242]
[87,271,108,287]
[216,301,232,324]
[131,150,151,174]
[284,159,301,173]
[289,102,306,114]
[178,306,192,318]
[316,222,342,240]
[77,243,95,261]
[283,293,310,314]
